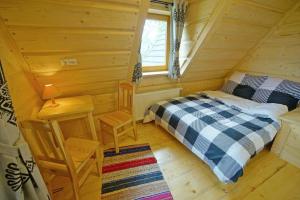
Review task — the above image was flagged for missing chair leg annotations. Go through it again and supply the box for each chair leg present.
[71,178,80,200]
[113,128,119,153]
[133,120,138,141]
[95,148,102,177]
[99,120,105,145]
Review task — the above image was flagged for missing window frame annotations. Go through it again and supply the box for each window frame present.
[141,13,170,73]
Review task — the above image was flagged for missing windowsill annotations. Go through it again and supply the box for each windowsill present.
[143,71,168,77]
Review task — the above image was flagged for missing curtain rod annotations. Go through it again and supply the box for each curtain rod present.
[150,0,173,6]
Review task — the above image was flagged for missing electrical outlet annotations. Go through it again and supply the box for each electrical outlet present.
[60,58,78,66]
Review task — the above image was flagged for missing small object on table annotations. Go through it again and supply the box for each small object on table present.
[42,84,61,107]
[38,95,99,143]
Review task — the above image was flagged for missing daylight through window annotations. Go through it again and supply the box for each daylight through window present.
[141,14,169,72]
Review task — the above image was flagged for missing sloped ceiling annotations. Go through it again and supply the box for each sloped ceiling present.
[181,0,299,82]
[237,1,300,82]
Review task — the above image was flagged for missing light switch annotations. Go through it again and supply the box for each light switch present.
[60,58,78,66]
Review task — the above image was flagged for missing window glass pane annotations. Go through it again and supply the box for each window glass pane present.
[141,19,167,67]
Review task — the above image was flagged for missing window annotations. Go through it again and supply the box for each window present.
[141,13,170,72]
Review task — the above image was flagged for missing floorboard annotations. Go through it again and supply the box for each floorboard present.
[52,123,300,200]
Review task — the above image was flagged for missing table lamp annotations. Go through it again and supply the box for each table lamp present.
[42,84,61,107]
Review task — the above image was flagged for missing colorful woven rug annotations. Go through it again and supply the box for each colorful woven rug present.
[101,144,173,200]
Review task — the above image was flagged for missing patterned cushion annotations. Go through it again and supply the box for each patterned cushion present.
[267,91,299,111]
[221,72,245,94]
[240,74,268,89]
[252,77,300,110]
[232,85,255,99]
[222,72,267,96]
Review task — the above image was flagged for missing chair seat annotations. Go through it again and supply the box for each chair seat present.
[99,111,133,128]
[65,138,99,171]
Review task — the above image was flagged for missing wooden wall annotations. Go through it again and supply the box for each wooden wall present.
[181,0,298,83]
[0,18,42,121]
[0,0,146,116]
[237,3,300,82]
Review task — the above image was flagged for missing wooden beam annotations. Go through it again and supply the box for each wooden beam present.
[0,16,42,119]
[180,0,232,75]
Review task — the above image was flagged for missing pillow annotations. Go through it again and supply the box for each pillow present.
[232,85,255,99]
[267,91,299,111]
[240,74,268,90]
[252,77,300,111]
[221,72,245,94]
[222,72,267,96]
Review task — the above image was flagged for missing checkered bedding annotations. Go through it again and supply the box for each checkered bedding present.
[145,93,280,183]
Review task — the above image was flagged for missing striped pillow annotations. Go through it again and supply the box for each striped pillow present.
[240,74,268,90]
[252,77,300,110]
[221,72,245,94]
[222,72,267,96]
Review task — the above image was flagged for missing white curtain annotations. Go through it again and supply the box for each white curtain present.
[168,0,188,79]
[0,62,50,200]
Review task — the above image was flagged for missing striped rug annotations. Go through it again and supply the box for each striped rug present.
[101,144,173,200]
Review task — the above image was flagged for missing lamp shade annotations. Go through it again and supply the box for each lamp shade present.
[42,84,60,100]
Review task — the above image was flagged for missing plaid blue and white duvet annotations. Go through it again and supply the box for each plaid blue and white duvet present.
[145,93,280,183]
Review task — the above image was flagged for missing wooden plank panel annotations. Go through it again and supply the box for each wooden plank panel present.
[186,0,218,25]
[35,67,128,86]
[263,34,300,46]
[9,28,134,53]
[225,1,283,27]
[243,164,300,200]
[58,81,119,97]
[0,18,42,121]
[277,23,300,35]
[215,18,269,39]
[240,60,300,81]
[0,0,139,30]
[204,34,257,49]
[182,69,231,81]
[182,21,207,42]
[193,48,247,61]
[248,45,300,63]
[285,8,300,24]
[25,52,131,73]
[181,78,224,95]
[190,59,240,72]
[99,0,141,6]
[93,93,117,114]
[248,0,298,12]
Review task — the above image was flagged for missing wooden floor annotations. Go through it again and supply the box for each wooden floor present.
[52,123,300,200]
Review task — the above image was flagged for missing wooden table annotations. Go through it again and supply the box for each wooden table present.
[38,95,98,142]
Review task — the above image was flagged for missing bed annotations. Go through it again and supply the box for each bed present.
[144,72,300,183]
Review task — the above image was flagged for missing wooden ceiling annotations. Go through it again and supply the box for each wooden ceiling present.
[181,0,299,81]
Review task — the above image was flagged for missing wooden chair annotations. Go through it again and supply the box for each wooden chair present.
[20,120,102,200]
[98,82,137,153]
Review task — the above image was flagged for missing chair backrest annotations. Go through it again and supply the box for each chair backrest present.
[20,120,66,162]
[118,82,135,114]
